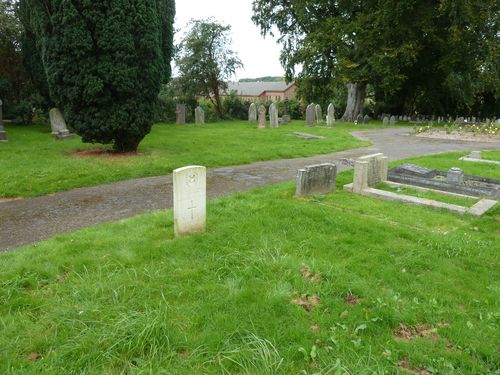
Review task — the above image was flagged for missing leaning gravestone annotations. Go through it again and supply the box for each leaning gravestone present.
[383,116,389,126]
[306,104,315,127]
[176,104,186,125]
[296,163,337,196]
[0,99,6,142]
[195,106,205,125]
[327,103,335,127]
[258,105,266,129]
[315,104,322,124]
[389,115,396,126]
[49,108,73,140]
[248,103,257,122]
[173,165,206,236]
[269,103,279,128]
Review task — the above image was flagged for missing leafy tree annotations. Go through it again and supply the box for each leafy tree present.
[18,0,175,152]
[252,0,499,119]
[176,19,243,118]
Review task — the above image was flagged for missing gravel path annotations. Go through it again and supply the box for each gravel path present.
[1,127,498,251]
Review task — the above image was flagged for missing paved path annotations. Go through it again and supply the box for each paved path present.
[1,128,499,251]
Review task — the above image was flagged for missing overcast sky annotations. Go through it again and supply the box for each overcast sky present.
[174,0,284,80]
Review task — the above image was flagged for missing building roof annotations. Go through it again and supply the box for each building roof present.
[226,81,295,96]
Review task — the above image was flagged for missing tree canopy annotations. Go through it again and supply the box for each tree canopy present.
[19,0,176,152]
[252,0,499,118]
[175,19,243,118]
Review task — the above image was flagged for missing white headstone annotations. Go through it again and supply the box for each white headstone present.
[248,103,257,122]
[173,166,206,236]
[352,153,388,193]
[195,106,205,125]
[327,103,335,127]
[49,108,70,135]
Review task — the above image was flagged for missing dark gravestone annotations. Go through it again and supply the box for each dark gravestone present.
[391,164,435,178]
[363,115,370,124]
[0,99,6,142]
[296,163,337,196]
[176,104,186,124]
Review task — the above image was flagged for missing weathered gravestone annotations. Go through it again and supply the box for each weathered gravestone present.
[352,153,389,193]
[327,103,335,127]
[447,168,464,185]
[258,105,266,128]
[269,103,279,128]
[248,103,257,122]
[282,98,291,123]
[356,114,364,124]
[383,116,389,126]
[0,99,6,142]
[306,104,315,127]
[49,108,73,140]
[195,106,205,125]
[315,104,322,124]
[296,163,337,196]
[173,165,206,236]
[389,115,396,126]
[176,104,186,125]
[363,115,370,124]
[470,151,482,159]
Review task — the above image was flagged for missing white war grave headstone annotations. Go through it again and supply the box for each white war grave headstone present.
[327,103,335,127]
[248,103,257,122]
[173,166,207,236]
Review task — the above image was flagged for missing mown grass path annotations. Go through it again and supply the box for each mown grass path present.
[1,127,499,251]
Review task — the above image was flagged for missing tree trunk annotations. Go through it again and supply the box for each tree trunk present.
[341,83,366,122]
[113,136,142,153]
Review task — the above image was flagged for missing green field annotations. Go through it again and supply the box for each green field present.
[0,121,372,198]
[1,153,498,374]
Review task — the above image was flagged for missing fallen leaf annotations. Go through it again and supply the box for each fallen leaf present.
[56,272,69,282]
[394,323,437,341]
[310,324,320,333]
[300,264,321,283]
[344,293,360,305]
[291,294,321,312]
[26,352,41,362]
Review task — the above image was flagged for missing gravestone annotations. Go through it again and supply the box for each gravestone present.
[258,105,266,128]
[327,103,335,127]
[306,104,315,127]
[383,116,389,126]
[248,103,257,122]
[195,106,205,125]
[296,163,337,196]
[176,104,186,124]
[173,165,206,236]
[363,115,370,124]
[0,99,6,142]
[447,168,464,185]
[470,151,482,159]
[315,104,322,124]
[389,115,396,126]
[269,103,279,128]
[356,114,364,124]
[282,99,291,123]
[352,153,389,193]
[49,108,73,140]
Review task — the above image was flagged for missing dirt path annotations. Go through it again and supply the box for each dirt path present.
[1,127,498,251]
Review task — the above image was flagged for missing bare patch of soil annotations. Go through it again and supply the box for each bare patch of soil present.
[291,293,321,312]
[300,264,321,282]
[344,293,360,305]
[415,131,500,143]
[0,197,23,204]
[398,359,431,375]
[69,149,144,159]
[56,272,69,282]
[393,323,438,341]
[26,352,42,362]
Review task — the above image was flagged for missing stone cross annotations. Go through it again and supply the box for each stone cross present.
[296,163,337,196]
[49,108,73,140]
[0,99,6,142]
[352,153,389,193]
[258,105,266,128]
[195,106,205,125]
[248,103,257,122]
[173,165,206,236]
[327,103,335,127]
[306,104,315,127]
[315,104,322,124]
[176,104,186,125]
[269,103,279,128]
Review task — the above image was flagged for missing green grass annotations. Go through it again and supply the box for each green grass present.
[1,153,499,374]
[483,151,500,162]
[375,183,479,207]
[0,120,373,198]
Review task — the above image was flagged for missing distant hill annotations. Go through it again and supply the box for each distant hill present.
[239,76,284,82]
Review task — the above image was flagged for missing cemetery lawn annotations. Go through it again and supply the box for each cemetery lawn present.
[1,152,498,374]
[0,120,373,198]
[375,183,479,207]
[483,151,500,162]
